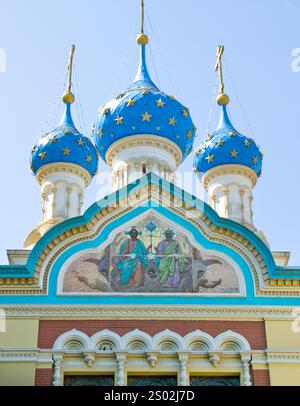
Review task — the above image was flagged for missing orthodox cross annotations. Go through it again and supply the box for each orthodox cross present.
[215,45,225,94]
[141,0,145,34]
[67,44,75,94]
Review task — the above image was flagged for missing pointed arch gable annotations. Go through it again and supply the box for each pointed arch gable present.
[3,173,298,306]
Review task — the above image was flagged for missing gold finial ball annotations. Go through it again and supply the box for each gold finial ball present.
[62,91,75,104]
[217,93,229,106]
[137,33,149,45]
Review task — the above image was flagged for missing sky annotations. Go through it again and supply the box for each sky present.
[0,0,299,265]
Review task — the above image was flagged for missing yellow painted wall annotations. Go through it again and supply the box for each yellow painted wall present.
[265,320,300,348]
[0,363,36,386]
[0,318,39,348]
[0,318,39,386]
[265,320,300,386]
[269,365,300,386]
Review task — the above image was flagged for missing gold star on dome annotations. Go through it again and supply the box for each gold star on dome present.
[63,129,73,134]
[115,116,124,125]
[182,109,189,118]
[196,147,201,156]
[142,89,150,95]
[98,129,103,138]
[86,155,92,162]
[216,140,224,147]
[63,148,71,156]
[142,112,152,122]
[206,154,214,163]
[231,150,238,158]
[228,131,237,137]
[126,99,136,107]
[77,139,84,146]
[206,134,212,141]
[253,156,258,165]
[39,151,46,160]
[49,137,57,143]
[168,95,176,100]
[243,140,250,147]
[156,98,165,107]
[187,130,192,139]
[169,117,176,126]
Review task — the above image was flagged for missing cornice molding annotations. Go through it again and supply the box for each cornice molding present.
[1,305,298,319]
[203,165,257,189]
[105,134,183,168]
[36,163,91,187]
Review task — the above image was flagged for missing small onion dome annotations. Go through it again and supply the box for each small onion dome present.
[194,104,263,177]
[92,38,196,162]
[30,103,98,177]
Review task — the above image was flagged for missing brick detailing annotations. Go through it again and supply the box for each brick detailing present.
[35,368,53,386]
[38,320,267,350]
[252,369,270,386]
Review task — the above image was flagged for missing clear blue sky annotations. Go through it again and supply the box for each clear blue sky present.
[0,0,299,265]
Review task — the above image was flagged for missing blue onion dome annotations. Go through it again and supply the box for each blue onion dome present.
[194,103,263,178]
[92,34,196,162]
[30,97,99,178]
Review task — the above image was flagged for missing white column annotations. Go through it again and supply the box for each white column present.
[239,189,246,224]
[223,187,229,218]
[66,186,72,217]
[50,185,57,219]
[41,192,46,222]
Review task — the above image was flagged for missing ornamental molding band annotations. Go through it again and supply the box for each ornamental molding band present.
[36,162,92,187]
[1,304,298,318]
[105,134,183,167]
[203,165,258,189]
[0,174,300,303]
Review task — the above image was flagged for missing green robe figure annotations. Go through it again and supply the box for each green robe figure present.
[117,227,148,287]
[155,229,185,287]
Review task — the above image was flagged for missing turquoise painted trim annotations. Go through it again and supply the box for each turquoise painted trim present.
[273,266,300,279]
[0,173,300,288]
[0,199,300,305]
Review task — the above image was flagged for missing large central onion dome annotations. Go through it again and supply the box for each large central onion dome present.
[92,35,196,166]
